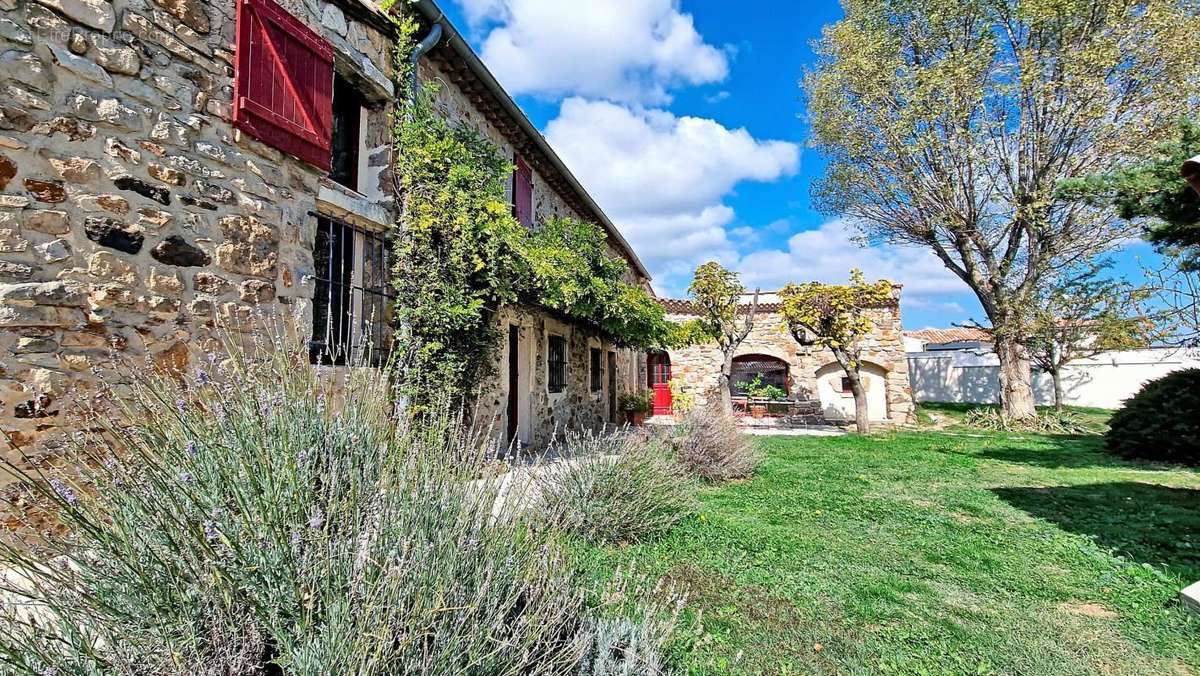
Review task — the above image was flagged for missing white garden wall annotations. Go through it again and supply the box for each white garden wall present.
[908,348,1200,409]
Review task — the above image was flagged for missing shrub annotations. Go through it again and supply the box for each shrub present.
[1106,368,1200,466]
[0,333,681,675]
[671,407,761,482]
[536,431,695,545]
[962,407,1090,434]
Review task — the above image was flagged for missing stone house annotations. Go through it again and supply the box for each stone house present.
[0,0,651,494]
[656,290,914,426]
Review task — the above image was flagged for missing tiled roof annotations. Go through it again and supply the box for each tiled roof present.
[905,327,992,344]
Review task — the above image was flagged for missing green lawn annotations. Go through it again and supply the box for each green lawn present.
[579,419,1200,674]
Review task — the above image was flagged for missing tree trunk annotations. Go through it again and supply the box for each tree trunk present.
[994,335,1037,419]
[845,367,870,434]
[717,350,734,415]
[1051,367,1064,412]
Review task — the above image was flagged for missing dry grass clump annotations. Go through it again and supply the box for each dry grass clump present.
[672,406,761,482]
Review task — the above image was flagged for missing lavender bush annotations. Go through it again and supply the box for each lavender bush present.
[0,331,681,675]
[672,407,761,482]
[536,431,696,545]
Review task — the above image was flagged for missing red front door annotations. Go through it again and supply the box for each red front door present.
[648,353,673,416]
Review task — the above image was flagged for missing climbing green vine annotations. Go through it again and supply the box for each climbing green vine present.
[390,25,672,404]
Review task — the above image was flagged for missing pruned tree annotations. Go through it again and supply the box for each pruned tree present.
[1027,262,1160,410]
[779,270,895,434]
[687,262,760,414]
[804,0,1200,419]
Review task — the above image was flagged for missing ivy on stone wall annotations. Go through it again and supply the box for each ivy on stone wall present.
[390,18,672,404]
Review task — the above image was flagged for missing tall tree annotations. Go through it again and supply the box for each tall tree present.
[805,0,1200,418]
[1027,262,1159,410]
[778,270,895,434]
[687,262,760,414]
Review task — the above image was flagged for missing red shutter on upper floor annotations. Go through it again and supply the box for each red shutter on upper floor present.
[233,0,334,171]
[514,155,534,227]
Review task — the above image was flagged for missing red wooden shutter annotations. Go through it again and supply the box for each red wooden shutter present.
[233,0,334,171]
[513,155,533,227]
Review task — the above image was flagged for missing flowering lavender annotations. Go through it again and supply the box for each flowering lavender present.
[175,398,186,414]
[307,507,324,530]
[185,440,198,457]
[202,520,220,542]
[179,471,194,485]
[49,478,77,506]
[195,368,211,386]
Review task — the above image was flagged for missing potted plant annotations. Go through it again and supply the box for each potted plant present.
[619,391,652,426]
[745,376,787,418]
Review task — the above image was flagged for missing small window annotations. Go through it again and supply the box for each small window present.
[310,216,393,366]
[548,335,566,393]
[590,347,602,392]
[840,377,853,393]
[513,154,533,227]
[329,75,364,191]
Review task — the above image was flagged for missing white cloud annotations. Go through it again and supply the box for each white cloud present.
[458,0,729,103]
[542,98,799,288]
[734,219,971,311]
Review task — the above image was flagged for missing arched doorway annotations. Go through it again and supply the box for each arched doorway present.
[730,354,790,397]
[647,352,673,415]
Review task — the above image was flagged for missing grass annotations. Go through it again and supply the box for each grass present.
[576,414,1200,674]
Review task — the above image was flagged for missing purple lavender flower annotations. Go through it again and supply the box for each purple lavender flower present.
[175,398,186,414]
[179,471,194,485]
[41,667,59,676]
[186,440,198,457]
[195,369,211,386]
[296,448,309,463]
[49,478,77,506]
[307,507,324,530]
[290,531,302,546]
[203,520,220,542]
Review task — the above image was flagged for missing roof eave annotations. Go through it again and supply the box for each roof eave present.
[410,0,653,283]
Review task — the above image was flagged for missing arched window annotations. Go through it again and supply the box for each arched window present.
[730,355,789,396]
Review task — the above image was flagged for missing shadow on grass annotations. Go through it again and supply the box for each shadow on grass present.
[994,482,1200,581]
[972,436,1153,470]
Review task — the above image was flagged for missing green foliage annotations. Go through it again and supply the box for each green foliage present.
[521,218,673,349]
[393,84,673,404]
[0,334,681,674]
[778,269,894,368]
[1107,368,1200,466]
[536,431,696,545]
[393,94,528,404]
[743,374,786,401]
[687,262,747,347]
[618,390,654,413]
[1059,120,1200,270]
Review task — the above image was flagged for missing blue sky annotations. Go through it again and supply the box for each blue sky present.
[443,0,1160,329]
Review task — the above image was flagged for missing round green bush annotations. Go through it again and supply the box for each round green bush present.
[1106,368,1200,466]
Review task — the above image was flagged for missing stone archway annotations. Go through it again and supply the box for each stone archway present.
[815,361,889,422]
[730,354,790,397]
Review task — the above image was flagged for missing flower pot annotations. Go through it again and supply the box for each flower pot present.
[625,411,646,426]
[750,404,767,419]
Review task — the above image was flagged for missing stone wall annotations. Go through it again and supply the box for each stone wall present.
[0,0,650,497]
[666,303,914,425]
[0,0,405,490]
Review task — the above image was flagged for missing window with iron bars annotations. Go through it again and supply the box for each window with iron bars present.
[590,347,602,392]
[309,215,394,366]
[548,335,567,393]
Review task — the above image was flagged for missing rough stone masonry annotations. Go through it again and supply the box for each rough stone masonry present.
[0,0,401,493]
